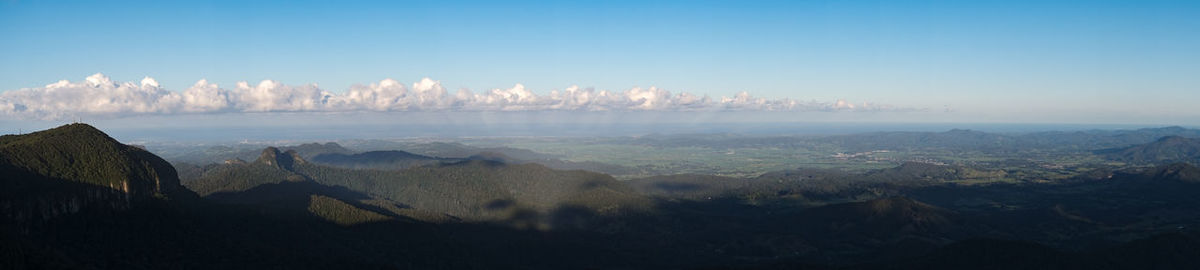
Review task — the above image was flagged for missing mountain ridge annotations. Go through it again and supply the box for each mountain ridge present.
[0,123,195,224]
[1102,135,1200,164]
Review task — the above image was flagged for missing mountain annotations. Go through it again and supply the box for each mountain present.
[384,141,561,161]
[1102,136,1200,164]
[285,142,355,159]
[310,150,447,170]
[304,145,640,176]
[0,127,455,269]
[184,147,454,224]
[184,147,652,226]
[0,124,195,224]
[1117,162,1200,183]
[1021,126,1200,149]
[183,148,309,197]
[187,141,648,176]
[167,142,354,165]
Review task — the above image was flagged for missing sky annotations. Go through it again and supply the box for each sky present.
[2,0,1199,129]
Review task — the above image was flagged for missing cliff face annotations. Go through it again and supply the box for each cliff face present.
[256,147,305,171]
[0,124,194,224]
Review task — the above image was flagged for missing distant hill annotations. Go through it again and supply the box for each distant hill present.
[310,150,448,170]
[184,147,652,226]
[285,142,356,159]
[171,140,643,176]
[1021,126,1200,149]
[1114,162,1200,183]
[185,147,456,224]
[184,148,308,196]
[396,141,561,161]
[1101,136,1200,164]
[0,124,195,224]
[167,142,354,165]
[305,146,637,176]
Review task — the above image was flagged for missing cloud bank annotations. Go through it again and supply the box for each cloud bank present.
[0,73,917,120]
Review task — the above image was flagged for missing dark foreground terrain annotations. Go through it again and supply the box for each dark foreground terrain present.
[5,124,1200,269]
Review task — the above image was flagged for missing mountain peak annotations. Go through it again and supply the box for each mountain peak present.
[5,123,112,144]
[1,123,195,222]
[256,147,305,170]
[1,124,187,197]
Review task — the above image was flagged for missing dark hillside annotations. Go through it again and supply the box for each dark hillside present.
[1101,136,1200,164]
[185,149,652,225]
[0,124,195,224]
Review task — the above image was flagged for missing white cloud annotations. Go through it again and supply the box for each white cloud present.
[0,73,920,120]
[0,73,181,119]
[179,79,231,112]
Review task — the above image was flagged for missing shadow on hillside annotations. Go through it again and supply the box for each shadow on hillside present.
[0,163,164,229]
[164,160,1200,268]
[13,170,1200,269]
[206,180,419,223]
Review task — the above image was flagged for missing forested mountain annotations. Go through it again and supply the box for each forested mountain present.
[166,142,354,165]
[1101,136,1200,164]
[184,147,651,225]
[1020,126,1200,149]
[0,124,195,224]
[170,140,641,176]
[360,141,639,176]
[309,150,448,170]
[312,147,638,176]
[389,141,561,161]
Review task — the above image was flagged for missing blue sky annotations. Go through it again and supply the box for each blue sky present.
[2,0,1199,125]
